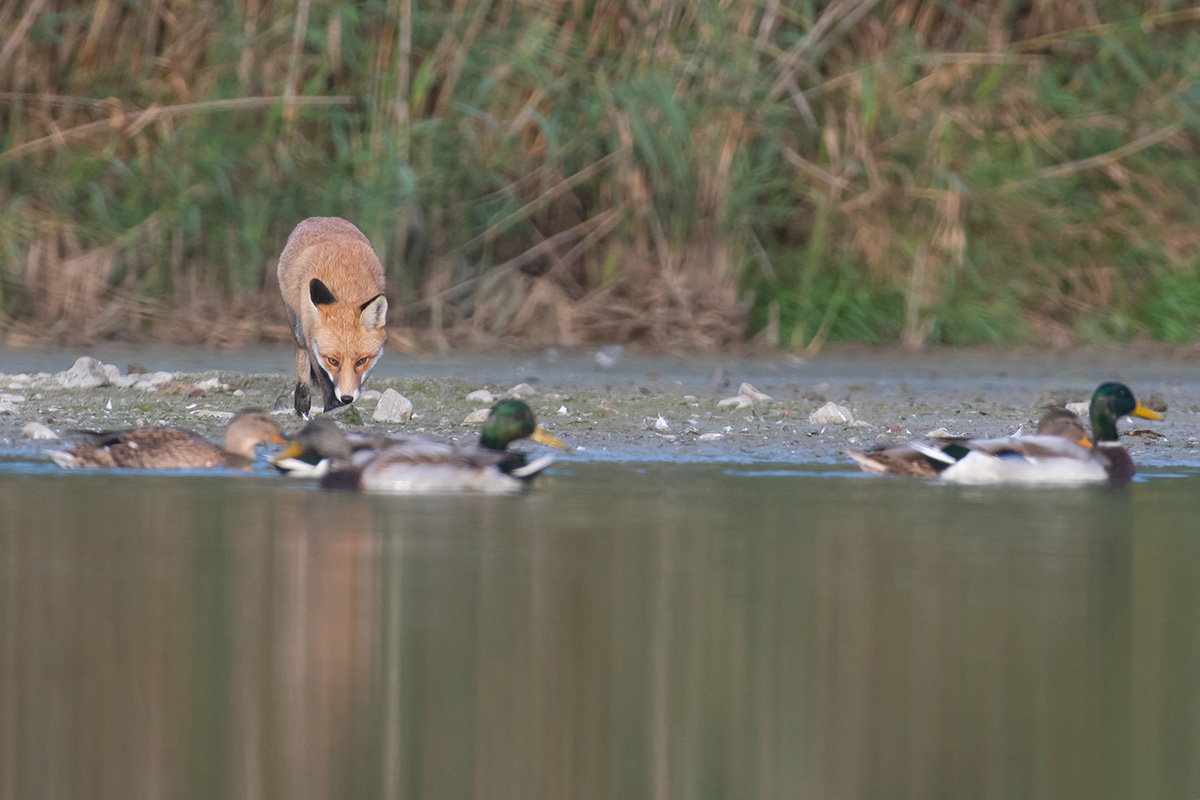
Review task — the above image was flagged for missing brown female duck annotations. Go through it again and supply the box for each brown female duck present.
[49,408,285,469]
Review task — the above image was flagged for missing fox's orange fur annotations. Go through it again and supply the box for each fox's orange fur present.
[277,217,388,416]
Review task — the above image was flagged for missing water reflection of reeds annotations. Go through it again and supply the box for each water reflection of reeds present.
[1,469,1197,799]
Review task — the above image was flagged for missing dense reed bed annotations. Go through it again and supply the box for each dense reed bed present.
[1,1,1199,350]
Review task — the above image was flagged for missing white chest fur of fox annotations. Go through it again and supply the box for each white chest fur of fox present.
[277,217,388,416]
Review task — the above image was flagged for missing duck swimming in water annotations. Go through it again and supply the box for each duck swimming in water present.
[49,408,285,469]
[846,382,1163,484]
[273,398,568,493]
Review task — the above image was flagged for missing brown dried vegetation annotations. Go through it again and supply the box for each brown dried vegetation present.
[1,1,1199,350]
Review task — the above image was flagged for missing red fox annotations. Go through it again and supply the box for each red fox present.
[277,217,388,416]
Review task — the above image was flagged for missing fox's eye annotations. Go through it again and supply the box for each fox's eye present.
[355,356,370,368]
[327,357,340,368]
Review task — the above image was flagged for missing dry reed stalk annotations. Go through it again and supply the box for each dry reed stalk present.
[0,95,352,163]
[0,0,45,72]
[282,0,312,126]
[421,147,629,283]
[999,122,1185,192]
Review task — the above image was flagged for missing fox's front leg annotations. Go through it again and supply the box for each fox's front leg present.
[294,348,312,417]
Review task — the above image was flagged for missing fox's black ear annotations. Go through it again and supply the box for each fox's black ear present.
[310,279,336,306]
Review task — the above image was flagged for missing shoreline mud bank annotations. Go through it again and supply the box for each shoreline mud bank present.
[0,346,1196,467]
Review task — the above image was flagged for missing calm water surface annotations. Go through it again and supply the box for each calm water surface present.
[3,463,1200,799]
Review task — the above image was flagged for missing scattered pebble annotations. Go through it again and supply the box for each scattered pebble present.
[193,377,226,391]
[718,382,773,410]
[0,400,20,415]
[462,408,491,425]
[698,432,724,442]
[808,402,854,425]
[358,389,382,403]
[717,395,754,410]
[467,389,495,403]
[56,356,112,390]
[1066,402,1089,417]
[372,389,413,422]
[22,422,58,440]
[191,409,235,420]
[736,382,772,403]
[506,383,537,399]
[134,372,174,391]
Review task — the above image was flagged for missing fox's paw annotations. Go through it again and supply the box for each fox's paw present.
[294,383,311,417]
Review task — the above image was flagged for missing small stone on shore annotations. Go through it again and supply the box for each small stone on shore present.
[23,422,58,440]
[737,382,772,403]
[506,383,538,399]
[373,389,413,422]
[467,389,495,404]
[57,357,112,390]
[808,402,854,425]
[462,408,490,425]
[1066,402,1089,418]
[717,395,754,410]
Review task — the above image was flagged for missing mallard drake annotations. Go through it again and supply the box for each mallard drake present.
[273,398,568,493]
[846,382,1163,484]
[49,408,285,469]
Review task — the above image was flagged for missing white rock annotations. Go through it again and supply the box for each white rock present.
[557,405,569,415]
[358,389,382,402]
[1066,402,1089,418]
[506,383,538,398]
[698,432,724,441]
[467,389,495,403]
[0,393,26,403]
[925,427,957,438]
[191,409,235,420]
[372,388,414,422]
[133,371,174,391]
[808,402,854,425]
[737,382,772,403]
[57,356,111,389]
[102,364,120,382]
[23,421,58,440]
[717,395,754,410]
[0,400,19,414]
[193,377,225,391]
[110,375,140,388]
[595,345,623,368]
[462,408,491,425]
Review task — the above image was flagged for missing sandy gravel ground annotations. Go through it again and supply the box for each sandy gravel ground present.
[0,345,1197,468]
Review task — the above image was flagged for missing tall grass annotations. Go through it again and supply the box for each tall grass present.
[1,1,1199,350]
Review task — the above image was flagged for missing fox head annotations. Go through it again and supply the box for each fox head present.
[306,278,388,405]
